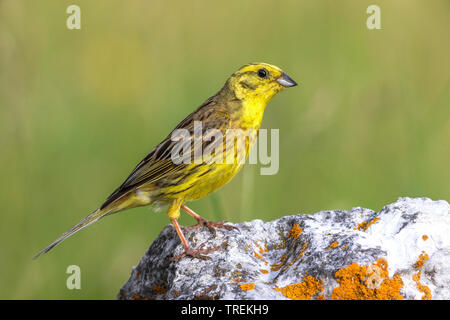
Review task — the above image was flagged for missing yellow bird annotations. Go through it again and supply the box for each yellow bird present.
[34,63,297,261]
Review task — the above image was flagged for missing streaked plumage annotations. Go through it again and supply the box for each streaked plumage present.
[34,62,297,260]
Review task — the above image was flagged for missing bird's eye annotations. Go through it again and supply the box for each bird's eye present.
[257,68,268,78]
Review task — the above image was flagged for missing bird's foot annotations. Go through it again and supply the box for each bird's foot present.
[184,218,237,236]
[170,242,219,262]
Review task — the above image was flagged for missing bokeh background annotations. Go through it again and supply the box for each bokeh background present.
[0,0,448,299]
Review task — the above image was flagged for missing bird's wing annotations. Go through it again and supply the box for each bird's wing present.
[99,97,231,209]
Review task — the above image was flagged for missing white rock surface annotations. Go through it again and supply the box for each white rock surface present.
[118,197,450,300]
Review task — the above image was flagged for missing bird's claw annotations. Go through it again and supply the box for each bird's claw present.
[184,219,237,236]
[170,242,219,262]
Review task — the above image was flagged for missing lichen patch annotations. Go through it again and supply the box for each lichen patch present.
[354,217,380,231]
[331,259,404,300]
[413,252,431,300]
[240,283,255,291]
[274,275,324,300]
[288,224,303,240]
[328,241,338,249]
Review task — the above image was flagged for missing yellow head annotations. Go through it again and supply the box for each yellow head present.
[227,62,297,104]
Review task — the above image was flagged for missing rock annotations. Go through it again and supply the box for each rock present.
[118,197,450,300]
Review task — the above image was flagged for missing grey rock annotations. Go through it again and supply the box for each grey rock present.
[118,197,450,300]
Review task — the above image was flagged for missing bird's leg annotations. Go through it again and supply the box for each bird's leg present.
[169,217,218,262]
[181,204,236,236]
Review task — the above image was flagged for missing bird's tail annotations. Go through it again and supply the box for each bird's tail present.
[33,207,110,260]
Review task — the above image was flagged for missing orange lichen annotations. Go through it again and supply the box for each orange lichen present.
[271,253,288,272]
[288,224,303,240]
[412,271,431,300]
[413,252,431,300]
[328,241,338,249]
[271,242,310,272]
[298,242,308,258]
[270,263,283,272]
[413,252,429,269]
[153,285,166,295]
[240,283,255,291]
[131,293,150,300]
[254,251,263,259]
[274,275,324,300]
[354,218,380,231]
[260,269,269,274]
[422,235,428,241]
[331,259,403,300]
[342,245,349,250]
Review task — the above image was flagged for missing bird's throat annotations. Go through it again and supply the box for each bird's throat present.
[239,99,266,130]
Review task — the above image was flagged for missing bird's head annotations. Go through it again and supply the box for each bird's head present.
[227,63,297,104]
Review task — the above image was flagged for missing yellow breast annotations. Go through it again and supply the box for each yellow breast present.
[155,99,266,203]
[184,127,259,201]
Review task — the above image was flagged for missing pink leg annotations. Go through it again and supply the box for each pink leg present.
[170,217,219,261]
[181,204,236,236]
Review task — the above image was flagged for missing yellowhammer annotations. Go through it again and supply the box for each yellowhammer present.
[34,63,297,260]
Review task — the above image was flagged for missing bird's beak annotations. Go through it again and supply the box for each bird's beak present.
[276,72,298,87]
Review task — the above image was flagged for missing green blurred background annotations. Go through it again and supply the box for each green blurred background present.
[0,0,448,299]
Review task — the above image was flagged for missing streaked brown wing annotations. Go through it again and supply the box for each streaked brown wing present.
[99,96,231,209]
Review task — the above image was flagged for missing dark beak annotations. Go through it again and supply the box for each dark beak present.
[276,72,298,87]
